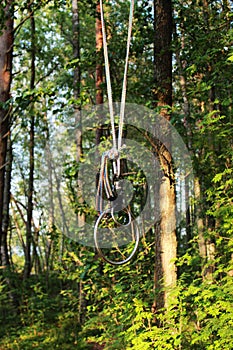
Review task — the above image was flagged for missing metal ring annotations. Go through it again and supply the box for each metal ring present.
[94,209,140,265]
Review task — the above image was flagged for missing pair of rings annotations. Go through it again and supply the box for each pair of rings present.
[94,207,140,265]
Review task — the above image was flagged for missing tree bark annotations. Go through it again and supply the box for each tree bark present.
[0,0,14,267]
[96,1,103,107]
[45,126,55,272]
[1,137,12,266]
[153,0,177,310]
[154,0,172,110]
[96,1,104,145]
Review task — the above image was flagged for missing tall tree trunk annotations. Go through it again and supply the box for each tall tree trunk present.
[24,8,35,279]
[153,0,177,310]
[96,1,104,145]
[45,126,55,272]
[2,138,12,266]
[0,0,14,267]
[96,1,103,106]
[154,0,172,109]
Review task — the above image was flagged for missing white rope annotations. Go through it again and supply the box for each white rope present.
[95,2,138,265]
[118,0,134,150]
[99,0,134,153]
[99,0,117,150]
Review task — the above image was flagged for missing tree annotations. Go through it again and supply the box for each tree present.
[95,0,104,146]
[0,0,14,267]
[96,1,103,107]
[23,4,36,279]
[153,0,177,310]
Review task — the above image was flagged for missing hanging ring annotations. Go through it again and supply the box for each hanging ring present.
[94,208,140,265]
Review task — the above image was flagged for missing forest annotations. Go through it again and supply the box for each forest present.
[0,0,233,349]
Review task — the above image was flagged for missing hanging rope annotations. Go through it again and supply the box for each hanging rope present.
[96,0,135,215]
[99,0,116,150]
[118,0,134,151]
[99,0,135,153]
[94,0,138,265]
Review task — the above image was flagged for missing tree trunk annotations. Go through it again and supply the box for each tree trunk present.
[154,0,172,110]
[1,137,12,266]
[24,8,36,279]
[153,0,177,310]
[96,1,104,145]
[0,0,14,267]
[96,1,103,106]
[174,19,193,248]
[45,127,55,272]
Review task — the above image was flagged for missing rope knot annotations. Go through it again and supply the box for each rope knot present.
[107,147,119,160]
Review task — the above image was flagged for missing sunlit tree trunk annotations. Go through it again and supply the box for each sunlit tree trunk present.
[153,0,177,310]
[0,0,14,267]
